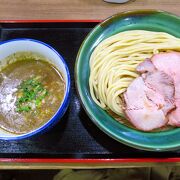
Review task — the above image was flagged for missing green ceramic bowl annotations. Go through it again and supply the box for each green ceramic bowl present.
[75,10,180,151]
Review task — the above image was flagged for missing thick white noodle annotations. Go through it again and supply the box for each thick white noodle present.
[89,30,180,115]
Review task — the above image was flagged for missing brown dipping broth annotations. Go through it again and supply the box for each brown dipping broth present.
[0,52,65,134]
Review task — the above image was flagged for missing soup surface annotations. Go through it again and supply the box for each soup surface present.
[0,52,65,134]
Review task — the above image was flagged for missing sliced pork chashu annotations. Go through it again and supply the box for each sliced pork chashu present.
[124,55,175,131]
[152,52,180,127]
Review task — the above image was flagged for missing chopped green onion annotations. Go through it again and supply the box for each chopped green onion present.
[16,76,49,113]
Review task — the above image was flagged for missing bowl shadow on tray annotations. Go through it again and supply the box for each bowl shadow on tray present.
[78,106,180,158]
[0,106,80,159]
[0,110,70,158]
[78,106,138,151]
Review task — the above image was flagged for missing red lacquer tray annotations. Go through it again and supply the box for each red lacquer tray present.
[0,20,179,168]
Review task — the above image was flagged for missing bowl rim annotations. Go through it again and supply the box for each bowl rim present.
[0,38,71,140]
[75,10,180,151]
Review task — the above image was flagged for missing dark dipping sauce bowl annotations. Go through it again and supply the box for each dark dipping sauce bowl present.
[0,38,70,140]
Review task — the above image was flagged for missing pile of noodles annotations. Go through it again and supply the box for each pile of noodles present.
[89,30,180,116]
